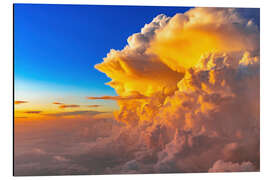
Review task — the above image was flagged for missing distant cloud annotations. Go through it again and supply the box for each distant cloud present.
[86,105,101,108]
[15,116,28,119]
[53,101,101,109]
[24,111,42,114]
[59,104,80,109]
[15,100,28,105]
[46,110,103,117]
[86,94,148,101]
[52,102,63,105]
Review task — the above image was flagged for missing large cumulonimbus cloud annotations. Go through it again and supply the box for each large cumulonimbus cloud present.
[89,7,260,174]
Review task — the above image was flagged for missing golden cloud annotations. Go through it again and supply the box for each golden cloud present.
[52,102,63,105]
[14,100,28,105]
[24,111,42,114]
[59,104,80,109]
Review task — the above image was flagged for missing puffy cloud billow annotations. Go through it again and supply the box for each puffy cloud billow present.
[91,7,260,173]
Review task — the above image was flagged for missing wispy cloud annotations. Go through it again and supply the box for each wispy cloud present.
[15,100,28,105]
[52,102,63,105]
[85,105,101,108]
[15,116,28,119]
[46,110,103,117]
[86,94,148,101]
[24,111,42,114]
[53,101,100,109]
[59,104,80,109]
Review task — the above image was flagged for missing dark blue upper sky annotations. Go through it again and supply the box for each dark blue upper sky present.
[14,4,192,98]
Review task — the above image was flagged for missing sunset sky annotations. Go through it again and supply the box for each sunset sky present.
[14,4,191,119]
[14,4,260,176]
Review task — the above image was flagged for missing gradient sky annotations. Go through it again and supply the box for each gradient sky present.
[14,4,192,112]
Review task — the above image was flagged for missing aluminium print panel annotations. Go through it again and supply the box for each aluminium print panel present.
[14,4,260,176]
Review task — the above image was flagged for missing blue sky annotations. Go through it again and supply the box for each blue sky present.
[14,4,192,105]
